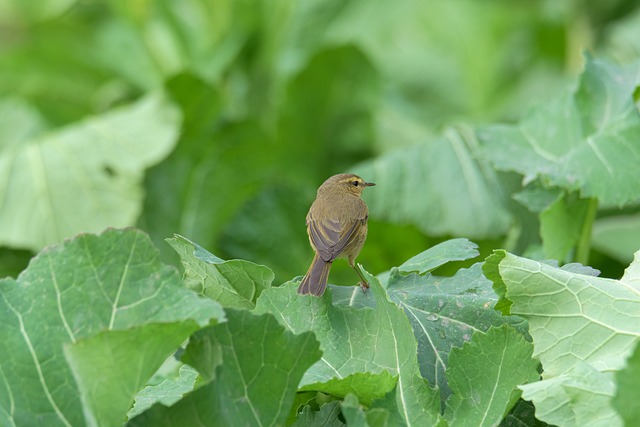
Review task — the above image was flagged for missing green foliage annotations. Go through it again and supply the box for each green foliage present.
[2,0,640,425]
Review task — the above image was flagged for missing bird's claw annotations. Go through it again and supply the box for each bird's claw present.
[358,281,370,293]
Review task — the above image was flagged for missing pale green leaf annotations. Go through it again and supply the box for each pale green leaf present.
[127,309,321,427]
[520,363,620,427]
[64,322,202,427]
[488,250,640,427]
[355,127,511,239]
[128,364,198,420]
[444,325,539,427]
[397,238,479,275]
[479,57,640,207]
[0,229,223,427]
[0,98,46,150]
[166,234,274,309]
[0,95,180,251]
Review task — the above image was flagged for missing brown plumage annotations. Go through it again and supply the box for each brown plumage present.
[297,173,375,296]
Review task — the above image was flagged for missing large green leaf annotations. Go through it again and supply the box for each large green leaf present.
[254,271,442,426]
[355,127,511,239]
[444,325,539,427]
[485,250,640,427]
[479,57,640,207]
[166,234,274,309]
[382,262,527,402]
[64,322,203,427]
[128,309,321,427]
[0,229,223,427]
[0,95,180,251]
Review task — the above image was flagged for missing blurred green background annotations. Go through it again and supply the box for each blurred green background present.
[1,0,640,284]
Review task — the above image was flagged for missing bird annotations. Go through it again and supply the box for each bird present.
[297,173,375,296]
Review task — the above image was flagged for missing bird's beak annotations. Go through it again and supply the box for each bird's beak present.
[365,181,376,187]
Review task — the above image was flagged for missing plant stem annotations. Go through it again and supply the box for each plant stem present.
[575,197,598,265]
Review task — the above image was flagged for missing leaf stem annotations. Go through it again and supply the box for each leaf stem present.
[575,197,598,265]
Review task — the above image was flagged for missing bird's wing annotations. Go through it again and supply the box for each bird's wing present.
[307,214,365,262]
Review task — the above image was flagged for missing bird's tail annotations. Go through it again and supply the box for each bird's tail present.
[298,254,332,296]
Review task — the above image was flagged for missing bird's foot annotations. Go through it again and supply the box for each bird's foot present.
[358,281,370,293]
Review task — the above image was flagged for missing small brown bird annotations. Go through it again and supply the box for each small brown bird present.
[298,173,375,296]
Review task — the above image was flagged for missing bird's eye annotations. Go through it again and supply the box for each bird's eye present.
[352,180,359,187]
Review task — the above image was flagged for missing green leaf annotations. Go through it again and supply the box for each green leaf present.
[396,238,479,275]
[520,363,618,427]
[128,309,321,427]
[254,271,442,426]
[383,261,527,402]
[340,394,370,427]
[128,364,199,419]
[482,251,510,315]
[166,234,274,309]
[355,127,511,239]
[299,371,398,407]
[489,250,640,427]
[499,399,548,427]
[64,322,202,427]
[0,95,180,251]
[293,401,345,427]
[512,184,563,214]
[0,229,223,427]
[612,342,640,426]
[479,57,640,207]
[539,192,595,263]
[444,325,539,427]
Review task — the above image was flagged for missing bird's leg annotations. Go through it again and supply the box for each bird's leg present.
[350,262,370,293]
